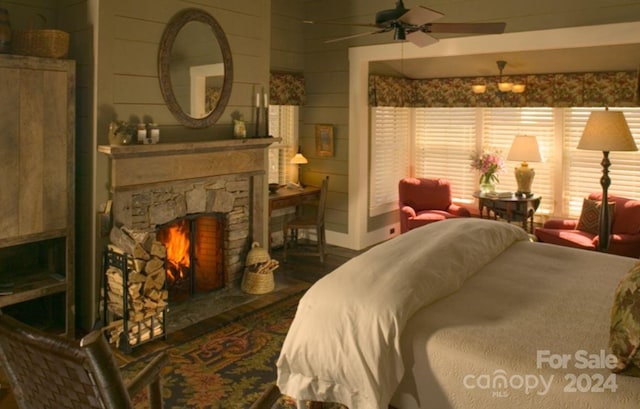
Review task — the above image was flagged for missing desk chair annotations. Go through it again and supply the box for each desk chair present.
[0,310,168,409]
[283,176,329,263]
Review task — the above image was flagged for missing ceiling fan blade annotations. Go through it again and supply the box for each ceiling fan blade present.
[427,22,506,34]
[399,6,444,26]
[324,29,389,44]
[406,31,439,48]
[303,20,377,28]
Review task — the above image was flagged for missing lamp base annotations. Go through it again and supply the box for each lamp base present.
[515,191,534,198]
[514,163,535,197]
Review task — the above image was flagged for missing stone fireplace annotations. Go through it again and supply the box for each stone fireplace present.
[99,138,275,298]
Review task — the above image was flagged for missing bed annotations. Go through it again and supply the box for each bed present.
[276,218,640,409]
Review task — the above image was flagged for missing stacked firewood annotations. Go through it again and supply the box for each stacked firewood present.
[104,226,168,348]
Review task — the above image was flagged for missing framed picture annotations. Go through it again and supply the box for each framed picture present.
[315,124,334,157]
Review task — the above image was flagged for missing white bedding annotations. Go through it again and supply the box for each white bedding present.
[391,239,640,409]
[276,218,530,409]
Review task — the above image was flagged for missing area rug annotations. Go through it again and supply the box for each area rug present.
[121,288,344,409]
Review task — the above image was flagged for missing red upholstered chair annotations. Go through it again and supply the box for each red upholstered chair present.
[535,193,640,258]
[398,177,471,233]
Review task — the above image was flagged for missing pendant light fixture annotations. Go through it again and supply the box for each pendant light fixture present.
[472,60,526,94]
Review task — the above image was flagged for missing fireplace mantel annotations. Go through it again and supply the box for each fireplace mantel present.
[98,137,279,190]
[98,137,279,160]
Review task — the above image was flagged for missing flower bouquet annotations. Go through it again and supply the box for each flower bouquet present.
[470,150,505,192]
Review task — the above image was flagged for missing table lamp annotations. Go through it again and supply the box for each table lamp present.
[507,134,542,197]
[290,147,308,187]
[577,108,637,251]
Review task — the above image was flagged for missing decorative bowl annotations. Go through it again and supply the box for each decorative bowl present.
[268,183,280,193]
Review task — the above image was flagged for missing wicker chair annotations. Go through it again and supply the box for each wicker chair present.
[283,176,329,263]
[0,310,168,409]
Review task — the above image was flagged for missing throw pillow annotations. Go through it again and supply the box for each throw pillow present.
[610,261,640,376]
[576,198,614,235]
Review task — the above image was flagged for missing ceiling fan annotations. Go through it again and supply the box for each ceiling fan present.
[304,0,506,48]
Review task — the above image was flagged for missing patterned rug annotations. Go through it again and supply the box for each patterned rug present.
[121,290,344,409]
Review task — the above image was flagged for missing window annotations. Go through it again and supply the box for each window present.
[414,108,477,202]
[563,107,640,217]
[370,106,640,219]
[482,108,555,215]
[268,105,299,184]
[369,107,410,216]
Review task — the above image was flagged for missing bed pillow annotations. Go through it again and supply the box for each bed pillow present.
[577,198,615,235]
[609,261,640,376]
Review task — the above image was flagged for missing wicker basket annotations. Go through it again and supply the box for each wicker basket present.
[12,15,69,59]
[241,268,275,295]
[245,241,270,266]
[13,28,69,58]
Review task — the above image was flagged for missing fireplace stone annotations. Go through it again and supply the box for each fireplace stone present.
[99,138,276,294]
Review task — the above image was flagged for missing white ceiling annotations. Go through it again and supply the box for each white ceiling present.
[369,41,640,79]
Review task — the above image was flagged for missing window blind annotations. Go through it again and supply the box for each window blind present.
[367,106,640,220]
[563,107,640,217]
[483,108,556,215]
[268,105,298,184]
[370,107,410,216]
[414,107,477,202]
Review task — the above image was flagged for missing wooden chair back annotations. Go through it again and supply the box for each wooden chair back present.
[0,311,167,409]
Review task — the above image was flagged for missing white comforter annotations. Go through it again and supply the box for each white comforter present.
[276,218,529,409]
[391,239,640,409]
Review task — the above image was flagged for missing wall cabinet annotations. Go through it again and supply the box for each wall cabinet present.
[0,55,75,337]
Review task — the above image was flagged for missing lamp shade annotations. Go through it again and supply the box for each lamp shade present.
[577,110,637,152]
[290,152,308,165]
[507,135,542,163]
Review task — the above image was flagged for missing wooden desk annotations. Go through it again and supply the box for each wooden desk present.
[269,185,321,215]
[473,192,541,233]
[268,186,321,250]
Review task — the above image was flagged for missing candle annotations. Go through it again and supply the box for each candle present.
[255,93,260,108]
[264,93,269,107]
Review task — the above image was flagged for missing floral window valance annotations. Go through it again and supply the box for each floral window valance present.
[369,71,639,108]
[270,71,305,105]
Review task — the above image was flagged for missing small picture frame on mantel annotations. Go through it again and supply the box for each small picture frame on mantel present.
[315,124,334,157]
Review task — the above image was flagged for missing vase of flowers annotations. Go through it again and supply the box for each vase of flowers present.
[470,150,504,194]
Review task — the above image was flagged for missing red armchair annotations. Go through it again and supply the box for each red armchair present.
[398,177,471,233]
[535,193,640,258]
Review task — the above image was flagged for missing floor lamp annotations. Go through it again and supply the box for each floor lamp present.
[577,108,637,251]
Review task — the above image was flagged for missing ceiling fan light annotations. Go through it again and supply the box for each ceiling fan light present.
[472,84,486,94]
[512,83,526,93]
[498,82,513,92]
[394,26,406,41]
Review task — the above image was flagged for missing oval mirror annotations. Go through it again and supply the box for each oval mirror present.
[158,8,233,128]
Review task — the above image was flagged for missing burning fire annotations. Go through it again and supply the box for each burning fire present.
[160,219,191,284]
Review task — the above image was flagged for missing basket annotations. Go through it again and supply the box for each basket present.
[245,241,270,266]
[241,269,275,295]
[12,15,69,58]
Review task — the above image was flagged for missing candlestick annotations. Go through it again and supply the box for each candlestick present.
[264,92,269,137]
[254,103,261,138]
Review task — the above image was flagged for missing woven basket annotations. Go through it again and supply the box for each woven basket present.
[245,241,270,266]
[241,268,274,295]
[13,29,69,58]
[12,15,69,58]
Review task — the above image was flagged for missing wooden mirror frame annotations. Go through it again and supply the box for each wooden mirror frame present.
[158,8,233,129]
